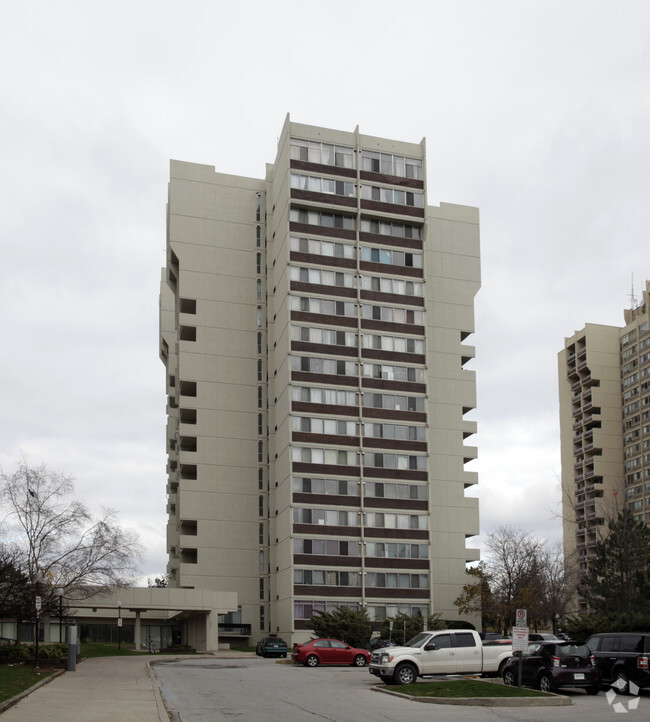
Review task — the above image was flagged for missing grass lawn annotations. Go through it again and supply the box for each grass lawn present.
[0,665,58,704]
[385,679,547,698]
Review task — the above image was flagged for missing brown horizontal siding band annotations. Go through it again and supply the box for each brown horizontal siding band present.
[360,289,425,307]
[362,438,427,452]
[364,498,429,511]
[293,493,361,507]
[365,588,429,599]
[290,222,355,241]
[360,318,425,335]
[359,170,424,189]
[291,371,358,387]
[364,558,429,570]
[290,251,356,270]
[293,554,361,566]
[295,586,363,597]
[291,188,357,208]
[363,468,428,482]
[291,401,358,416]
[360,199,425,218]
[291,341,358,357]
[293,462,361,476]
[290,159,357,178]
[291,310,358,327]
[361,379,427,394]
[293,524,361,537]
[359,261,423,278]
[362,409,428,423]
[359,231,423,251]
[290,281,357,298]
[363,528,429,540]
[361,349,426,364]
[292,431,360,446]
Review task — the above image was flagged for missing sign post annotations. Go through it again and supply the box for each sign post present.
[513,610,528,689]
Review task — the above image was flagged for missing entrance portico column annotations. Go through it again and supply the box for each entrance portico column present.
[135,610,141,650]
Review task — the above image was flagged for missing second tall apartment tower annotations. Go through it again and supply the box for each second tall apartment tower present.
[160,117,481,644]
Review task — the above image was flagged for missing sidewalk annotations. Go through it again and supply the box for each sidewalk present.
[1,655,169,721]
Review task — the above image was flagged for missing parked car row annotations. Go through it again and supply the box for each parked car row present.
[502,631,650,695]
[256,629,650,699]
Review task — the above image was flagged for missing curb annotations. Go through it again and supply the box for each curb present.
[371,685,572,707]
[0,668,66,715]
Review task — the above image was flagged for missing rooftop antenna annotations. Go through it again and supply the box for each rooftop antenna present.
[629,274,638,309]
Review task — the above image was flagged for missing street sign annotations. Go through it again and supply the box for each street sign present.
[512,626,529,651]
[515,608,527,627]
[35,596,42,612]
[117,618,123,627]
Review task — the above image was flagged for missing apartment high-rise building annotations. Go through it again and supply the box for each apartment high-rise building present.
[558,281,650,608]
[159,116,481,644]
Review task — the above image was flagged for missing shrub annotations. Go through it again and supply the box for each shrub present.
[38,643,67,660]
[0,644,29,661]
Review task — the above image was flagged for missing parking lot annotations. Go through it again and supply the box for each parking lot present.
[153,655,648,722]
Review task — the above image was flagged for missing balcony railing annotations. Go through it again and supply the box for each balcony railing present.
[219,623,252,636]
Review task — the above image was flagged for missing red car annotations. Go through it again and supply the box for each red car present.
[292,638,371,667]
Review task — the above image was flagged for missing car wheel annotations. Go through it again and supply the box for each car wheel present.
[538,673,554,694]
[305,654,319,667]
[503,670,516,686]
[586,686,600,695]
[353,654,367,667]
[613,669,630,695]
[393,663,417,685]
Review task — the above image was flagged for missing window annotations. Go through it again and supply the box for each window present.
[361,185,424,207]
[290,236,356,259]
[360,219,422,240]
[290,266,355,288]
[361,150,423,179]
[290,208,355,231]
[291,174,356,197]
[290,139,355,168]
[179,298,196,314]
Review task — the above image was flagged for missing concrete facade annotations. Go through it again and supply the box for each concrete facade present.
[160,116,481,644]
[559,281,650,609]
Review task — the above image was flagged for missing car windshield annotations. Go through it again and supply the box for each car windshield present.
[557,644,589,657]
[404,632,432,648]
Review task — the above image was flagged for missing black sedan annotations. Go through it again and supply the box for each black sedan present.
[255,636,288,658]
[502,641,600,694]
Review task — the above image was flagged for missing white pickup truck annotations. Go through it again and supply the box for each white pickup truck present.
[369,629,513,685]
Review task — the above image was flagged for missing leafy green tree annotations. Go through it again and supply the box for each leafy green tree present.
[563,610,650,641]
[453,562,497,631]
[309,606,372,648]
[578,509,650,614]
[378,610,445,645]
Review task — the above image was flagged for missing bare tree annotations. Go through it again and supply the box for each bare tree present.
[484,526,546,634]
[1,461,143,628]
[536,541,576,632]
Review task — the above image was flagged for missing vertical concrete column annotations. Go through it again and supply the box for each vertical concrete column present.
[135,610,142,650]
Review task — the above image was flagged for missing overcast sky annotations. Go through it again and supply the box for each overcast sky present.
[2,1,649,582]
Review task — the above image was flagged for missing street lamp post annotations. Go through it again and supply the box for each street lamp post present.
[57,588,64,642]
[117,602,122,650]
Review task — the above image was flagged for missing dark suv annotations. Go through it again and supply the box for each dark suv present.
[586,633,650,693]
[502,641,600,694]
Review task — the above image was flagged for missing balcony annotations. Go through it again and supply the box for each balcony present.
[218,623,252,637]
